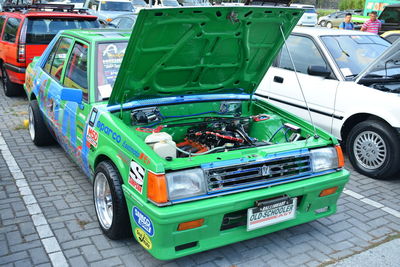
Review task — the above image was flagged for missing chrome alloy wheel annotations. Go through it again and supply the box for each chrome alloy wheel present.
[353,131,387,170]
[29,106,35,141]
[94,173,113,230]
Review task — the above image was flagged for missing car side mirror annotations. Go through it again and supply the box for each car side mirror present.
[60,88,83,104]
[307,65,331,78]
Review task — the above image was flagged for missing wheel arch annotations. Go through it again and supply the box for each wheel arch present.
[340,113,393,146]
[93,152,128,185]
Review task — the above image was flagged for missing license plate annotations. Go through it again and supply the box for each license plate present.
[247,197,297,231]
[307,16,312,19]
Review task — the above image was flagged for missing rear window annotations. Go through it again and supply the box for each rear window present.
[25,18,100,44]
[100,2,133,11]
[379,7,400,23]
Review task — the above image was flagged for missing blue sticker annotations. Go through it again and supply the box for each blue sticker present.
[133,207,154,237]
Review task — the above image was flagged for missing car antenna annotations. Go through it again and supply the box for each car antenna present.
[279,25,319,139]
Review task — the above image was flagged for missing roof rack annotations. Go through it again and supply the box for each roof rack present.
[2,3,89,13]
[244,0,293,7]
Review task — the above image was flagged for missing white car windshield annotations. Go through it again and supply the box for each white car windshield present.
[321,35,390,77]
[163,0,180,6]
[100,1,133,11]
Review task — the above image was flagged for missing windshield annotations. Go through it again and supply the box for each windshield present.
[304,8,316,14]
[26,18,99,44]
[132,0,147,6]
[100,1,133,11]
[379,7,400,23]
[163,0,180,6]
[321,35,390,77]
[97,42,128,101]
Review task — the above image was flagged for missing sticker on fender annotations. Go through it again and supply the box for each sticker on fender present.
[135,228,152,250]
[247,197,297,231]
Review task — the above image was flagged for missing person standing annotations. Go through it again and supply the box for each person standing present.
[361,11,382,34]
[339,13,354,30]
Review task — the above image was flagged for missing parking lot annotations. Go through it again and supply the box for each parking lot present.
[0,85,400,267]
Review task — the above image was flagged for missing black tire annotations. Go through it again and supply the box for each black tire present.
[346,120,400,179]
[326,22,333,28]
[93,161,131,240]
[319,20,326,27]
[29,100,55,146]
[1,65,21,97]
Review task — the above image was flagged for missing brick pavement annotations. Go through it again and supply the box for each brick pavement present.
[0,87,399,267]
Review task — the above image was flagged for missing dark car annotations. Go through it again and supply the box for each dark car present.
[379,4,400,34]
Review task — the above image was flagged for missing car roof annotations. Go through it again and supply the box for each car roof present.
[292,26,376,37]
[62,28,131,42]
[0,11,97,19]
[384,4,400,7]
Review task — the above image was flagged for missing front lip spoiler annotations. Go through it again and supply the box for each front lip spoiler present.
[4,63,26,74]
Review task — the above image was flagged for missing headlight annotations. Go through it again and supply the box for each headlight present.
[166,168,206,200]
[310,147,339,172]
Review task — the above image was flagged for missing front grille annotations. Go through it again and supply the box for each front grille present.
[204,152,311,192]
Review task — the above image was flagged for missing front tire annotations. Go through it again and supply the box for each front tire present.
[1,65,21,97]
[346,120,400,179]
[94,161,131,240]
[319,20,326,27]
[29,100,55,146]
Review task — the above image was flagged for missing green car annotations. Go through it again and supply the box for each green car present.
[24,7,349,260]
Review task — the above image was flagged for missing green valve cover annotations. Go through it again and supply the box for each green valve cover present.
[108,7,304,105]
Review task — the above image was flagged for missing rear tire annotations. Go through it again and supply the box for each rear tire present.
[326,22,333,28]
[94,161,131,240]
[346,120,400,179]
[29,100,55,146]
[1,65,21,97]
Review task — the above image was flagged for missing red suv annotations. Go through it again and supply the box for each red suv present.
[0,4,99,96]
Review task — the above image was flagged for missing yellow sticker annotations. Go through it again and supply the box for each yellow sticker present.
[134,228,152,250]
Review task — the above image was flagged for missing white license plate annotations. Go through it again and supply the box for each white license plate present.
[247,197,297,231]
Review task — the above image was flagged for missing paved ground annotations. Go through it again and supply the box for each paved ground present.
[0,86,400,267]
[330,238,400,267]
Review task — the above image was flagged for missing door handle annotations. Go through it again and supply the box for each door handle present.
[273,76,284,83]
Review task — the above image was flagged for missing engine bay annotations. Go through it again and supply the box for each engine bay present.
[120,100,308,160]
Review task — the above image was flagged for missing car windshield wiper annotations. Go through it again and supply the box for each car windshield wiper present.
[345,74,358,78]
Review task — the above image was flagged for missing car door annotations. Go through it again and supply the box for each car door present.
[332,13,346,27]
[257,34,339,133]
[1,16,21,76]
[61,40,92,175]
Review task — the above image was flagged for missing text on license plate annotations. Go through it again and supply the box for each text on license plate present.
[247,197,297,231]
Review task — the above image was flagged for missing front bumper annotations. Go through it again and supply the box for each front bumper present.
[123,169,349,260]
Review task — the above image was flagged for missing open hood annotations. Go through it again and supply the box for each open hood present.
[108,7,303,105]
[355,38,400,83]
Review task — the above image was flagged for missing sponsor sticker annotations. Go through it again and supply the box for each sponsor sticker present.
[133,207,154,236]
[135,228,152,250]
[129,161,145,194]
[86,126,98,148]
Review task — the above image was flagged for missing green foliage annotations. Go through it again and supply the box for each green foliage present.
[339,0,365,10]
[317,9,337,18]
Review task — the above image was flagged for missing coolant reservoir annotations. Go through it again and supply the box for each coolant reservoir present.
[145,132,177,159]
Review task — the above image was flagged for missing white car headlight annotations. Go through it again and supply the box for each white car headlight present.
[166,168,206,200]
[310,147,339,172]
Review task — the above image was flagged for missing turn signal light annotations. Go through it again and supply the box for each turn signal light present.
[319,186,338,197]
[335,145,345,168]
[147,171,168,204]
[178,219,204,231]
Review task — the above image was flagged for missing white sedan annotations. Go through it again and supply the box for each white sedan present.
[257,27,400,179]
